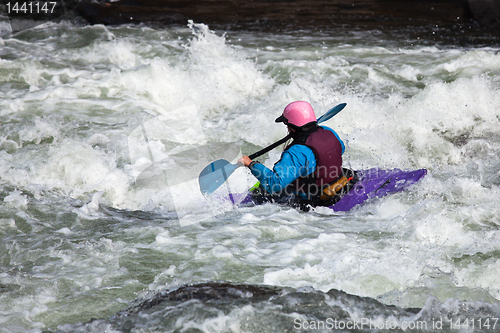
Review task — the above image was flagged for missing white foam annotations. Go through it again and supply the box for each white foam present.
[3,190,28,209]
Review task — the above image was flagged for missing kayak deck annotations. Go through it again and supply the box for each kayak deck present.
[223,168,427,212]
[330,168,427,211]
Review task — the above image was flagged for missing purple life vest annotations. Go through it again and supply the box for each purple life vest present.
[288,127,343,198]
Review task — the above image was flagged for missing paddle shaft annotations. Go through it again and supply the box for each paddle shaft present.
[248,133,292,160]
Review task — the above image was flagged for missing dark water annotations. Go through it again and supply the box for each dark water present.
[55,282,500,333]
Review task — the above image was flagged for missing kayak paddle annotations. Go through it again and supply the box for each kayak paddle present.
[198,103,347,195]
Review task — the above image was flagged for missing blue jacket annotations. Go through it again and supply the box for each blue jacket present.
[250,126,344,194]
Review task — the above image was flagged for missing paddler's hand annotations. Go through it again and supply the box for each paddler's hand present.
[237,156,252,167]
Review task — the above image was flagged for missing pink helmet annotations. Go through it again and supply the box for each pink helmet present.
[275,101,317,127]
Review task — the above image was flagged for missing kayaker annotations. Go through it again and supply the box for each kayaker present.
[238,101,349,205]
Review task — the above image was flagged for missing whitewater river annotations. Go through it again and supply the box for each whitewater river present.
[1,19,500,332]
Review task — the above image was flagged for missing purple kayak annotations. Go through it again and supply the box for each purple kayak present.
[330,168,427,212]
[225,168,427,212]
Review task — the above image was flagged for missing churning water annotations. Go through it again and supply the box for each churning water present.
[1,19,500,332]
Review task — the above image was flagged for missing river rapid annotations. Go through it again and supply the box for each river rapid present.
[1,20,500,332]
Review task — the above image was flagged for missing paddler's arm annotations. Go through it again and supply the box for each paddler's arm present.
[237,146,316,193]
